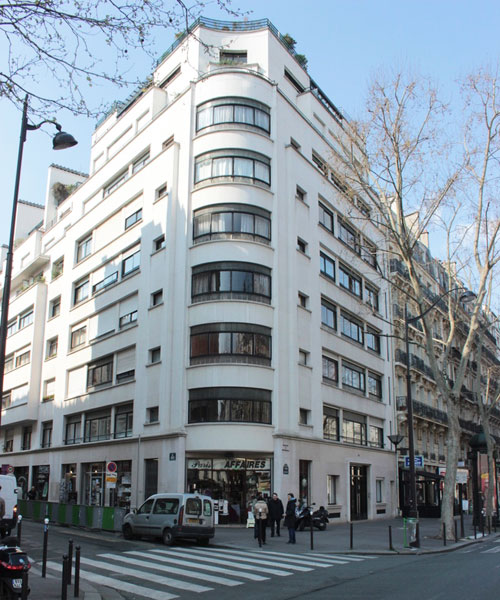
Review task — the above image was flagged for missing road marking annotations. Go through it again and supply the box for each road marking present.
[481,547,500,553]
[245,550,348,567]
[80,556,212,593]
[46,562,178,600]
[138,550,268,581]
[309,553,371,561]
[152,548,293,577]
[100,552,242,586]
[182,547,313,571]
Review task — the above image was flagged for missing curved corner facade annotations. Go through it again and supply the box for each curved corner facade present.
[1,19,396,523]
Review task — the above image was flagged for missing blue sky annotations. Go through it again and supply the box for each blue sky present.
[1,0,499,253]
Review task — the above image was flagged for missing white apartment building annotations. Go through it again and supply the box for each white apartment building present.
[1,18,397,523]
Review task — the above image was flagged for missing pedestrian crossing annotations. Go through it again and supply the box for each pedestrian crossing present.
[46,546,376,599]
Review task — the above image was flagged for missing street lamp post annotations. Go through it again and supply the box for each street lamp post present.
[388,434,404,515]
[0,95,77,427]
[404,287,476,546]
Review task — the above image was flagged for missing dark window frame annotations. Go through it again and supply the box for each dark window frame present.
[188,387,271,424]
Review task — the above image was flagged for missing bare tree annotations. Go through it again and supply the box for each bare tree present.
[0,0,242,117]
[329,69,500,539]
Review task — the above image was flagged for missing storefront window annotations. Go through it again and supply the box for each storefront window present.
[83,462,105,506]
[32,465,50,500]
[60,464,77,503]
[110,460,132,509]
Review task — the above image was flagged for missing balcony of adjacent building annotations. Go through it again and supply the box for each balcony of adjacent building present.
[396,395,448,426]
[394,349,434,380]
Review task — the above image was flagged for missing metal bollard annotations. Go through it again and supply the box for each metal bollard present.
[460,510,465,538]
[488,516,491,535]
[74,546,80,598]
[310,508,314,551]
[42,518,49,578]
[61,554,69,600]
[454,520,458,543]
[474,524,477,539]
[443,523,446,546]
[389,525,394,551]
[68,539,73,585]
[21,563,29,600]
[350,522,353,550]
[17,515,22,546]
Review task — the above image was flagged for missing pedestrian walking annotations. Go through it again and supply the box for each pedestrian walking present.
[284,492,297,544]
[267,492,284,537]
[27,486,36,501]
[253,495,269,546]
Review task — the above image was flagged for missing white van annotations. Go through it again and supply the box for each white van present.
[122,493,214,545]
[0,475,19,537]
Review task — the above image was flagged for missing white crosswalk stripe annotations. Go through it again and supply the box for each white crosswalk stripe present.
[481,546,500,553]
[45,546,377,600]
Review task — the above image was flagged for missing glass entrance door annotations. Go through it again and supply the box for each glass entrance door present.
[350,465,368,520]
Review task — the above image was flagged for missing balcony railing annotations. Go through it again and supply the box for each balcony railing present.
[396,396,448,425]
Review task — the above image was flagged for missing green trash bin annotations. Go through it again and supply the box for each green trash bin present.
[404,517,418,548]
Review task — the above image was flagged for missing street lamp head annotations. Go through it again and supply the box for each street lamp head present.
[52,125,78,150]
[388,434,404,448]
[459,290,476,304]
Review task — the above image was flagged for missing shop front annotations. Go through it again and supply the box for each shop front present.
[82,460,132,507]
[186,456,272,523]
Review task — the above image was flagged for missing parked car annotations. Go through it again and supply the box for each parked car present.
[122,493,214,546]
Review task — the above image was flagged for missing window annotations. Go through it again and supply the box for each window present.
[49,296,61,318]
[376,479,383,503]
[193,204,271,244]
[299,408,310,425]
[196,97,270,133]
[162,135,174,150]
[52,257,64,279]
[312,151,328,176]
[319,202,334,233]
[65,417,81,445]
[370,426,384,449]
[321,299,337,330]
[342,362,365,392]
[188,387,271,424]
[194,150,270,186]
[159,65,180,88]
[21,426,32,450]
[87,356,113,388]
[362,239,377,268]
[338,218,360,254]
[76,235,92,262]
[150,347,161,364]
[368,372,383,400]
[320,252,335,280]
[125,208,142,229]
[15,350,30,368]
[73,277,89,305]
[323,407,339,441]
[296,186,306,203]
[343,413,367,445]
[19,309,33,330]
[43,378,55,402]
[41,422,52,449]
[92,271,118,295]
[46,337,58,359]
[131,152,149,174]
[147,406,159,423]
[70,325,86,349]
[116,347,135,382]
[84,412,111,442]
[290,138,301,151]
[156,184,168,200]
[297,237,307,253]
[322,356,338,383]
[365,285,379,311]
[219,50,247,64]
[366,327,381,354]
[341,312,364,344]
[327,474,339,504]
[192,262,271,304]
[119,310,137,328]
[154,235,165,252]
[122,250,140,276]
[151,290,163,307]
[284,68,305,93]
[104,170,128,196]
[298,292,308,308]
[115,405,133,438]
[339,264,361,297]
[190,323,271,366]
[4,434,13,453]
[299,350,309,366]
[7,320,17,337]
[4,355,13,373]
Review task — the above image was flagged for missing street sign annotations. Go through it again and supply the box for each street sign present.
[106,461,117,473]
[404,455,424,468]
[7,465,14,474]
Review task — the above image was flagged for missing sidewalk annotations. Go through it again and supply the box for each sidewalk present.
[25,514,497,599]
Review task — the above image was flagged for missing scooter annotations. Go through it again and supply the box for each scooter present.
[0,540,30,598]
[311,506,329,531]
[295,505,328,531]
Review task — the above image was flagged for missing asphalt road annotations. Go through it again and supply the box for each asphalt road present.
[17,520,500,600]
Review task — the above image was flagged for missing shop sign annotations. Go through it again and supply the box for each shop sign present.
[188,459,212,470]
[213,458,270,470]
[169,453,176,461]
[106,473,117,488]
[456,469,468,484]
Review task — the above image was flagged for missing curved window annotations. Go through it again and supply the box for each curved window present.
[192,262,271,304]
[193,203,271,244]
[190,323,271,366]
[189,387,271,424]
[194,149,270,186]
[197,97,270,133]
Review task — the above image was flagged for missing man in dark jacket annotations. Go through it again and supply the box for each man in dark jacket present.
[267,492,284,537]
[284,492,297,544]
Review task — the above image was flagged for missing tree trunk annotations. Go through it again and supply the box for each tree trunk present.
[441,400,460,539]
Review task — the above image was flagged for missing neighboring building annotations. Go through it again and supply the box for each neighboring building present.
[0,18,396,522]
[390,215,500,517]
